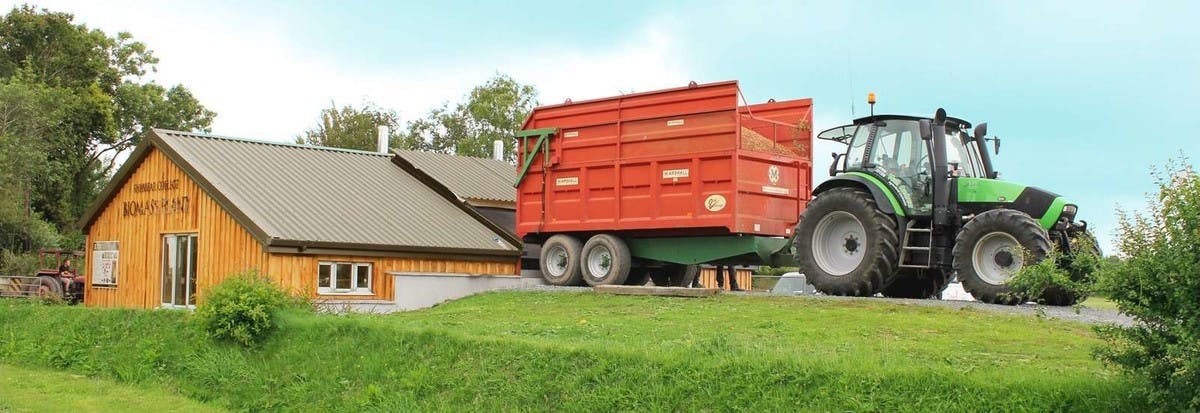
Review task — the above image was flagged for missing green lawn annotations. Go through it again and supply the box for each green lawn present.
[0,292,1148,412]
[0,364,224,413]
[1080,296,1120,310]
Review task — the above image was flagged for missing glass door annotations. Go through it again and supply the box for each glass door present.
[162,234,198,308]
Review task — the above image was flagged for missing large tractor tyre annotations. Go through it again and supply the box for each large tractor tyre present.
[794,187,901,297]
[1040,230,1101,306]
[881,268,951,299]
[540,235,585,286]
[648,264,699,287]
[581,234,632,286]
[35,276,63,299]
[953,209,1051,305]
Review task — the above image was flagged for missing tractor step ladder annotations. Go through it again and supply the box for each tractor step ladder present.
[898,221,934,268]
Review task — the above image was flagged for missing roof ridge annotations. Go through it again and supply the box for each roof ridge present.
[152,128,392,157]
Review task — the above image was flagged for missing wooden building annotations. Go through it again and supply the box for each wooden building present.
[78,129,521,309]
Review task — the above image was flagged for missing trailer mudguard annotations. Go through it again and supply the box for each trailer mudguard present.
[813,174,905,217]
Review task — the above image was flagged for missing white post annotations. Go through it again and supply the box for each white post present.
[377,125,389,154]
[492,139,504,161]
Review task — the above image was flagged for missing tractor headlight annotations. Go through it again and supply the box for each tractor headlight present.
[1062,204,1078,221]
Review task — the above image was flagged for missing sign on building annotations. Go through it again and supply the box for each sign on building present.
[92,241,119,286]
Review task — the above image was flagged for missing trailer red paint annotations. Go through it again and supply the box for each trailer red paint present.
[516,81,812,242]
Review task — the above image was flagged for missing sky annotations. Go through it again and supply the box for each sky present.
[8,0,1199,253]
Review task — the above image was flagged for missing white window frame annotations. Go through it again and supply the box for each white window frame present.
[161,233,198,309]
[317,261,373,295]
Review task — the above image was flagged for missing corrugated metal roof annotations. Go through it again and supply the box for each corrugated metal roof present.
[392,149,515,205]
[83,129,519,256]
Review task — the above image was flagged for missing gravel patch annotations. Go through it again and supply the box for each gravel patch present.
[515,283,1134,326]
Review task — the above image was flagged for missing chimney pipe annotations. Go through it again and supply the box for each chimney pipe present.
[377,125,389,154]
[492,139,503,161]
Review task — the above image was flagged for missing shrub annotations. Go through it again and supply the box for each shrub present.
[1008,234,1102,305]
[193,271,304,347]
[1094,159,1200,411]
[0,249,40,276]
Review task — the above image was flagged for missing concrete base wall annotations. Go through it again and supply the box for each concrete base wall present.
[389,272,546,311]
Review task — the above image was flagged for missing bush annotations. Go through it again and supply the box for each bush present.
[193,271,304,347]
[0,249,40,276]
[1008,234,1102,305]
[1094,159,1200,411]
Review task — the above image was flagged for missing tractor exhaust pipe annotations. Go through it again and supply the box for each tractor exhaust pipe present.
[923,109,952,226]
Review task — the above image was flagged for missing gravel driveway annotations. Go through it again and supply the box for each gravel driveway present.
[520,283,1135,326]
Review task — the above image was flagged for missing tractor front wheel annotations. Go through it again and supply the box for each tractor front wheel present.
[794,187,900,296]
[953,209,1051,305]
[1040,230,1101,306]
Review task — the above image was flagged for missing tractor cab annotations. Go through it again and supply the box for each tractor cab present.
[819,115,993,216]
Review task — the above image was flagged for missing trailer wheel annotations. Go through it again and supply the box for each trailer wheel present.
[540,235,584,286]
[953,209,1051,305]
[794,187,900,296]
[881,268,950,299]
[581,234,631,286]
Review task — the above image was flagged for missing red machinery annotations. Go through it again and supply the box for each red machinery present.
[515,81,813,286]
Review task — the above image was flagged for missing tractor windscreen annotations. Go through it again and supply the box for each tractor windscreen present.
[945,127,984,178]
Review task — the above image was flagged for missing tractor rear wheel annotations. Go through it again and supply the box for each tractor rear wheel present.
[35,276,63,300]
[881,268,950,299]
[794,187,900,296]
[581,234,631,286]
[953,209,1051,305]
[540,235,584,286]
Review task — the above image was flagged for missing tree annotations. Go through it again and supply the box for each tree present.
[295,102,421,152]
[403,74,537,160]
[1095,158,1200,411]
[0,6,214,231]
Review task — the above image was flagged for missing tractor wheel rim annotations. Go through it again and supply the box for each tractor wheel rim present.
[586,245,613,280]
[972,232,1023,285]
[545,245,569,278]
[811,211,867,276]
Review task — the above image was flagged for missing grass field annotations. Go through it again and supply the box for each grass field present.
[0,292,1147,412]
[0,364,224,413]
[1080,296,1120,310]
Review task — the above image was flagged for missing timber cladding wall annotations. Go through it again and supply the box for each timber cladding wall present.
[84,147,517,309]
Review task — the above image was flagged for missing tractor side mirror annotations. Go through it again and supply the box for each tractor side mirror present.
[973,122,988,142]
[829,152,845,176]
[993,137,1001,154]
[919,119,932,140]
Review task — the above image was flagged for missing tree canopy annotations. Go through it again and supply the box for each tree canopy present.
[0,5,214,251]
[295,102,421,152]
[405,74,537,161]
[298,74,537,161]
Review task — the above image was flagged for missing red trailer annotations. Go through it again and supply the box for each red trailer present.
[516,81,813,287]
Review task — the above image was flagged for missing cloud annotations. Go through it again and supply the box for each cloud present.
[15,1,692,143]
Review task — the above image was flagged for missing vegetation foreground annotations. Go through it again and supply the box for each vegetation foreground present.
[0,364,224,413]
[0,292,1147,412]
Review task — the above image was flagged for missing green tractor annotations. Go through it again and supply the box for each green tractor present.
[795,107,1096,305]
